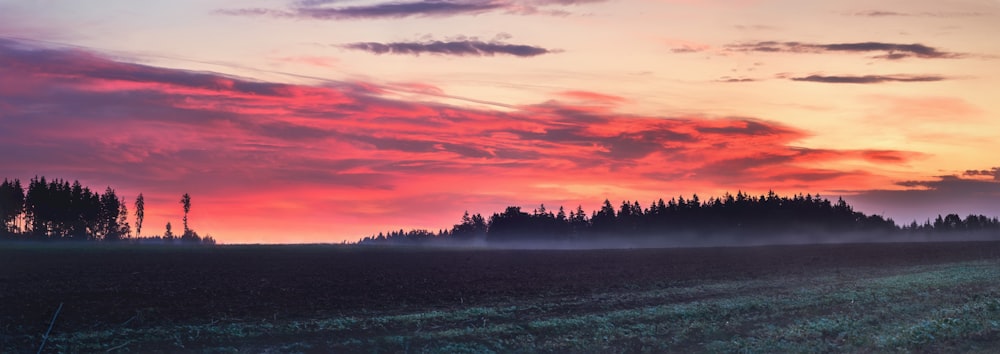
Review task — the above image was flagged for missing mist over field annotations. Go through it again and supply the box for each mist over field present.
[358,231,1000,250]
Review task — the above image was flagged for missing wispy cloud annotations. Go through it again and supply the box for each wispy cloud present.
[299,1,503,19]
[852,10,907,17]
[271,56,339,68]
[725,41,964,60]
[663,38,712,53]
[850,10,986,18]
[217,0,606,20]
[556,90,627,104]
[340,39,553,57]
[790,74,946,84]
[216,1,502,19]
[717,77,757,83]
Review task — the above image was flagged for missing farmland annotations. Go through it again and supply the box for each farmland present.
[2,241,1000,352]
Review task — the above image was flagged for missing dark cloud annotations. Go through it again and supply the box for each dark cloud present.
[725,41,964,60]
[217,0,608,20]
[695,119,795,136]
[822,42,960,60]
[964,167,1000,181]
[601,131,689,160]
[847,173,1000,223]
[693,154,798,181]
[0,39,295,96]
[790,74,946,84]
[340,40,552,57]
[297,1,503,19]
[439,143,495,159]
[216,1,501,19]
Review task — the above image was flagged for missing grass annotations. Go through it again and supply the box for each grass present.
[36,259,1000,353]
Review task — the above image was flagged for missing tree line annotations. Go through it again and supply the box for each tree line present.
[360,191,1000,245]
[0,177,214,244]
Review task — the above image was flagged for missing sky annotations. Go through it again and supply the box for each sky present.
[1,0,999,243]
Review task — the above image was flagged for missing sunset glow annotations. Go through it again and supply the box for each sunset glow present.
[2,0,999,243]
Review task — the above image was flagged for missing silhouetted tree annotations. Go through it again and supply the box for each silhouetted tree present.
[590,199,616,234]
[99,187,126,241]
[0,179,24,236]
[452,211,487,241]
[359,191,956,245]
[1,176,214,244]
[118,197,131,239]
[180,193,191,234]
[487,206,533,242]
[569,205,589,239]
[164,222,174,242]
[134,193,145,238]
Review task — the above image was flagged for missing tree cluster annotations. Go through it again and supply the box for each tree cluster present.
[904,214,1000,233]
[0,177,214,244]
[360,191,1000,245]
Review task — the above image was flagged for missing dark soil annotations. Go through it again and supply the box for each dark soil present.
[2,241,1000,351]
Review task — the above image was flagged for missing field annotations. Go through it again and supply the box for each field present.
[2,241,1000,353]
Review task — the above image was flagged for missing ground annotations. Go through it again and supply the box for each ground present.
[2,241,1000,352]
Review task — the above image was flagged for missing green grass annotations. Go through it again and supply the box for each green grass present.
[35,259,1000,353]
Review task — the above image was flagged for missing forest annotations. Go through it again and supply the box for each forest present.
[0,177,214,244]
[361,191,1000,245]
[4,176,997,246]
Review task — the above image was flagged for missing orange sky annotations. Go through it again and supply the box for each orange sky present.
[1,0,999,243]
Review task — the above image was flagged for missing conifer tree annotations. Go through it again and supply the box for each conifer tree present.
[134,193,145,238]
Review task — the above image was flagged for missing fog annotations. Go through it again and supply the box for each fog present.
[361,231,1000,250]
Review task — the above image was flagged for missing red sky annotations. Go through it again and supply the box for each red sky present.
[2,0,999,243]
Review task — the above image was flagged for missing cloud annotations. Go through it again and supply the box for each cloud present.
[964,167,1000,181]
[293,0,345,6]
[850,10,986,17]
[217,0,607,20]
[717,77,756,83]
[852,11,907,17]
[846,171,1000,223]
[0,39,299,96]
[272,56,339,68]
[340,39,553,57]
[214,8,294,17]
[790,74,946,84]
[663,38,712,53]
[298,1,503,19]
[725,41,965,60]
[215,1,502,19]
[734,24,778,31]
[556,90,627,104]
[0,38,924,242]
